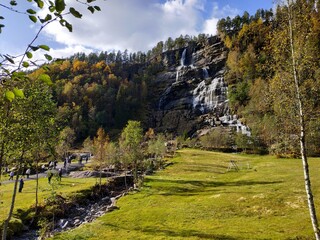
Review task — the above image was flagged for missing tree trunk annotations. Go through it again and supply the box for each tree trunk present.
[124,164,128,190]
[0,142,4,183]
[2,170,20,240]
[287,2,320,238]
[35,158,39,215]
[99,166,102,191]
[0,104,11,183]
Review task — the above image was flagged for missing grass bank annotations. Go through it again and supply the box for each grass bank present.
[1,176,99,235]
[50,149,320,239]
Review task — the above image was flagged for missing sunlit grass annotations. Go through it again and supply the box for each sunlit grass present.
[0,176,99,222]
[51,149,320,239]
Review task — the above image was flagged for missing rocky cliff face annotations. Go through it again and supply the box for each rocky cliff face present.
[148,36,249,137]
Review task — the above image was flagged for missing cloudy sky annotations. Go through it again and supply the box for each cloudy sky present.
[0,0,273,60]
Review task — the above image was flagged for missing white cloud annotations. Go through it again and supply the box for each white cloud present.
[202,18,219,35]
[202,2,240,35]
[49,45,95,59]
[40,0,239,57]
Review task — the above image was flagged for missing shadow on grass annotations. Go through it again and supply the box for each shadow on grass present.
[103,223,239,239]
[144,178,283,196]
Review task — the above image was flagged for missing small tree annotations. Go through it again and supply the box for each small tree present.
[92,128,109,188]
[235,133,252,153]
[120,121,143,184]
[147,134,166,168]
[55,127,75,161]
[83,136,94,155]
[200,127,229,150]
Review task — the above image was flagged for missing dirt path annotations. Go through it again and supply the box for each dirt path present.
[1,160,90,185]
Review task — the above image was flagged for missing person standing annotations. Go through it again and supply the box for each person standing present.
[48,171,53,184]
[9,171,14,180]
[63,158,67,168]
[25,168,31,179]
[58,168,62,181]
[19,178,24,192]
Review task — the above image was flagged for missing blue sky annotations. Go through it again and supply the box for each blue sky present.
[0,0,273,60]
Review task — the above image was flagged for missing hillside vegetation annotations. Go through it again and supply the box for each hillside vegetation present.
[52,149,320,239]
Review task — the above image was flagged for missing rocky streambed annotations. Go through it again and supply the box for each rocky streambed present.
[51,191,126,235]
[15,174,134,240]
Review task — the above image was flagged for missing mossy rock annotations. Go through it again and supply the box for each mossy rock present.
[0,217,25,239]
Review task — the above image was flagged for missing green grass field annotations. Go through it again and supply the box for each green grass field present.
[0,176,99,224]
[50,149,320,240]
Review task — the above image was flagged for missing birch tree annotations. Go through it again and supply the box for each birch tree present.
[272,0,320,238]
[1,76,57,240]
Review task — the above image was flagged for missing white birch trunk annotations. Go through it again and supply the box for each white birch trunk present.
[287,1,320,238]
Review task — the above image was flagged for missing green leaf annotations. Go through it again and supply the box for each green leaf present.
[29,15,37,23]
[49,6,55,12]
[10,1,17,6]
[4,55,14,64]
[39,74,52,85]
[38,45,50,51]
[42,65,51,71]
[27,9,37,14]
[0,24,4,33]
[30,46,39,51]
[5,90,15,102]
[12,71,26,80]
[94,6,101,11]
[70,7,82,18]
[44,14,52,21]
[22,61,30,68]
[65,22,73,32]
[87,6,94,14]
[44,54,53,61]
[35,0,44,8]
[59,19,66,26]
[55,0,66,12]
[0,16,5,20]
[13,88,25,98]
[26,52,33,59]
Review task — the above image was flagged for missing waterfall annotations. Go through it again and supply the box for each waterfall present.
[192,70,227,114]
[189,52,195,69]
[180,49,187,66]
[176,48,187,82]
[202,67,209,79]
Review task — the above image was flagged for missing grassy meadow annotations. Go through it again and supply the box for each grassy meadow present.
[51,149,320,240]
[0,176,99,223]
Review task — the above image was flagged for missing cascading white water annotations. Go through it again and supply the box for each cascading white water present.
[176,71,179,82]
[176,49,187,82]
[192,69,227,113]
[219,115,251,136]
[180,48,187,66]
[203,67,209,79]
[189,52,195,69]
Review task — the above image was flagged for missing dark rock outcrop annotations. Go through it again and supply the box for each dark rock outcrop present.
[149,36,233,136]
[147,36,250,137]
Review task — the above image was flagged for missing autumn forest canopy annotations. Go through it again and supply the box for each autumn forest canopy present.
[0,0,320,162]
[1,0,320,239]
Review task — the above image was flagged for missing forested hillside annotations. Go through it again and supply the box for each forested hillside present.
[34,34,212,141]
[27,1,320,156]
[217,2,320,156]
